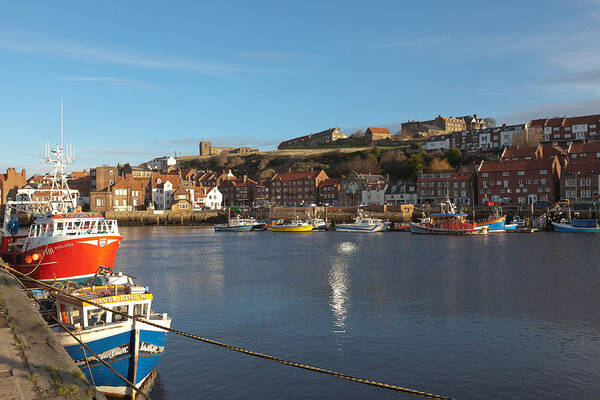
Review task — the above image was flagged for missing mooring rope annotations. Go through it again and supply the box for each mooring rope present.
[0,261,453,400]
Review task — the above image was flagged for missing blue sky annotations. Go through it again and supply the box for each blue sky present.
[1,0,600,174]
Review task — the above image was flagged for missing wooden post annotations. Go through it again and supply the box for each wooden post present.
[131,320,140,399]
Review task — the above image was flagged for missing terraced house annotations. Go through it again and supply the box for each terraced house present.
[416,165,476,205]
[270,170,329,206]
[532,114,600,145]
[560,142,600,202]
[477,158,561,205]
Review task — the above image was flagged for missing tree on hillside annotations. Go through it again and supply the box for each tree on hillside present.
[258,168,276,179]
[446,148,462,168]
[226,156,244,169]
[344,155,381,175]
[407,152,427,178]
[257,158,270,171]
[214,154,228,169]
[428,158,452,172]
[379,149,408,178]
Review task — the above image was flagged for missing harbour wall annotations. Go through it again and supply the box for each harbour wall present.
[0,269,104,399]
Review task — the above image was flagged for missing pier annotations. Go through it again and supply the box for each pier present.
[0,269,103,399]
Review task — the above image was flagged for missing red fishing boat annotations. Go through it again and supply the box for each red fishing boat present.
[0,112,122,284]
[410,200,488,235]
[1,212,121,284]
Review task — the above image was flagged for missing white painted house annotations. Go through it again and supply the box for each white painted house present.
[361,183,388,206]
[194,186,222,210]
[152,179,174,210]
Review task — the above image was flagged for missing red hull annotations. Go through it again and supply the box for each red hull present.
[1,235,121,283]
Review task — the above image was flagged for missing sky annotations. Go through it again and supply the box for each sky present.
[1,0,600,174]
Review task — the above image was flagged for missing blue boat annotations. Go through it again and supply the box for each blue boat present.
[53,273,171,397]
[474,215,506,233]
[552,219,600,232]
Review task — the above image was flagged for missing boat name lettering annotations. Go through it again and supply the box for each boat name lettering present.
[52,242,74,251]
[91,293,151,304]
[75,344,129,365]
[140,342,164,354]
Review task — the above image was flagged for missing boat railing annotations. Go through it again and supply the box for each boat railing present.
[30,218,119,238]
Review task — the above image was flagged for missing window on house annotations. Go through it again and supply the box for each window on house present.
[540,170,548,174]
[518,171,525,175]
[502,172,510,176]
[96,198,102,207]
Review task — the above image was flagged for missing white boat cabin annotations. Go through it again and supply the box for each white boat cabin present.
[55,282,155,330]
[28,212,119,239]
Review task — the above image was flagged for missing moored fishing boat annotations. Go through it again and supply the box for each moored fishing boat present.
[53,272,171,398]
[512,216,526,228]
[0,137,122,285]
[270,217,313,232]
[390,222,410,232]
[335,211,387,232]
[214,215,261,232]
[1,212,121,285]
[474,215,506,233]
[552,219,600,232]
[306,217,327,231]
[410,213,489,235]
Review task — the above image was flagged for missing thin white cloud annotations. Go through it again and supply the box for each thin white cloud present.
[0,30,270,79]
[236,51,299,61]
[58,76,152,88]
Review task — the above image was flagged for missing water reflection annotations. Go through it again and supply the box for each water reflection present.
[328,241,355,334]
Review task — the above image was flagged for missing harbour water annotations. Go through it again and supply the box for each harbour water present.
[116,227,600,399]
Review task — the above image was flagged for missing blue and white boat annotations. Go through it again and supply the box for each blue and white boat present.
[552,219,600,232]
[474,215,506,233]
[214,215,261,231]
[306,217,328,231]
[53,272,171,397]
[336,211,387,232]
[512,216,525,228]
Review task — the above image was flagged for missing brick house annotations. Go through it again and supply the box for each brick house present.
[532,114,600,145]
[270,170,329,206]
[417,164,476,206]
[560,142,600,202]
[0,168,27,205]
[112,179,146,211]
[218,176,258,207]
[500,144,567,164]
[477,158,561,205]
[253,179,272,206]
[196,170,234,187]
[90,165,119,192]
[560,162,600,202]
[90,178,146,212]
[320,178,341,205]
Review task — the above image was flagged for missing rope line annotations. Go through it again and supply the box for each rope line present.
[0,261,453,400]
[6,266,150,400]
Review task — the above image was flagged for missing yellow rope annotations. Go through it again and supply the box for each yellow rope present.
[0,260,453,399]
